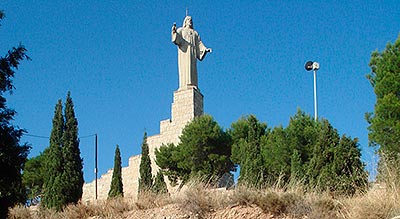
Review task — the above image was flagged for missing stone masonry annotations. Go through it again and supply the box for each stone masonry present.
[82,85,204,201]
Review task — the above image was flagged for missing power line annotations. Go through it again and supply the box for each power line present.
[24,134,49,139]
[24,133,97,140]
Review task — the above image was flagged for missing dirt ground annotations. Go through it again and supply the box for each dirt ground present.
[120,204,277,219]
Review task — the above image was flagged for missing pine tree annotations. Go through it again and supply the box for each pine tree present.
[108,145,123,198]
[262,125,291,183]
[42,100,65,210]
[156,115,234,186]
[306,119,339,190]
[152,170,168,194]
[230,115,267,187]
[138,132,153,193]
[366,35,400,178]
[290,149,303,181]
[22,154,45,205]
[331,135,368,195]
[61,92,83,204]
[0,10,30,217]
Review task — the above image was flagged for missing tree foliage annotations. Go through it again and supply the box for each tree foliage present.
[156,115,235,187]
[42,100,65,210]
[61,92,83,204]
[0,10,31,217]
[230,110,367,195]
[22,154,45,205]
[152,170,168,194]
[366,35,400,168]
[108,145,123,198]
[229,115,268,187]
[42,93,82,210]
[138,132,153,193]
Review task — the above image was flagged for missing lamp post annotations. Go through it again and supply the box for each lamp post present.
[305,61,320,121]
[95,134,98,200]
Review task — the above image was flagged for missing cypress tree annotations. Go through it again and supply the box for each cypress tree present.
[108,145,123,198]
[61,92,83,204]
[138,132,153,193]
[152,170,168,194]
[42,100,65,210]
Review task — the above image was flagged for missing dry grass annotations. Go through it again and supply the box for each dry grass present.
[342,185,400,219]
[135,191,171,210]
[8,198,133,219]
[8,179,400,219]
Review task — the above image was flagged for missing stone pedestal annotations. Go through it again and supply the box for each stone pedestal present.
[82,86,204,201]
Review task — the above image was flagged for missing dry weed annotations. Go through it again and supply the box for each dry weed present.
[8,177,400,219]
[7,205,32,219]
[135,191,171,210]
[343,186,400,219]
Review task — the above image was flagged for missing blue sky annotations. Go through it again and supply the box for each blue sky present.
[2,1,399,182]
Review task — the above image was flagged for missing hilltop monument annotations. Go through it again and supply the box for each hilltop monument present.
[172,16,212,89]
[82,15,212,200]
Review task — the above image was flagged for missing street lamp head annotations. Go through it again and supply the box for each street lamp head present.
[305,61,313,71]
[305,61,320,71]
[312,62,320,71]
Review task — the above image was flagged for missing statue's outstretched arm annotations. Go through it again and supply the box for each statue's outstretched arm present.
[171,23,179,45]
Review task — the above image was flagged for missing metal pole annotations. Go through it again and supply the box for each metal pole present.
[313,69,318,121]
[95,134,98,200]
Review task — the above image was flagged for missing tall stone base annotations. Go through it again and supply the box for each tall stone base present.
[82,86,204,201]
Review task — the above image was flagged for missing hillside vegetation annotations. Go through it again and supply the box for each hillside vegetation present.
[9,176,400,219]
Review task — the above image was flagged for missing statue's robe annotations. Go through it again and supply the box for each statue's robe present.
[172,27,207,89]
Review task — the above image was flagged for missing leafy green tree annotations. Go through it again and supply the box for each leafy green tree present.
[290,149,303,181]
[61,92,83,204]
[42,100,65,210]
[331,135,368,195]
[306,119,367,194]
[366,35,400,175]
[307,119,339,190]
[0,10,31,217]
[155,143,181,186]
[42,93,82,210]
[108,145,123,198]
[229,110,367,194]
[152,170,168,194]
[22,154,45,205]
[262,125,291,183]
[286,110,318,165]
[138,132,153,193]
[229,115,267,187]
[156,115,234,186]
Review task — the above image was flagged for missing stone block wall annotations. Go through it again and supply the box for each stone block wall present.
[82,86,203,201]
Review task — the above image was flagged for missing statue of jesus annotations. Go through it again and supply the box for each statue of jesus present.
[172,16,212,89]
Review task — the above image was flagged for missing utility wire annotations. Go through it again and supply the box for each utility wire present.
[24,133,96,140]
[24,134,49,139]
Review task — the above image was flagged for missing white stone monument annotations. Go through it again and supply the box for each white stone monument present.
[172,16,212,89]
[82,15,210,201]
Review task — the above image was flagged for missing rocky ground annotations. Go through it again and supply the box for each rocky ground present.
[115,204,275,219]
